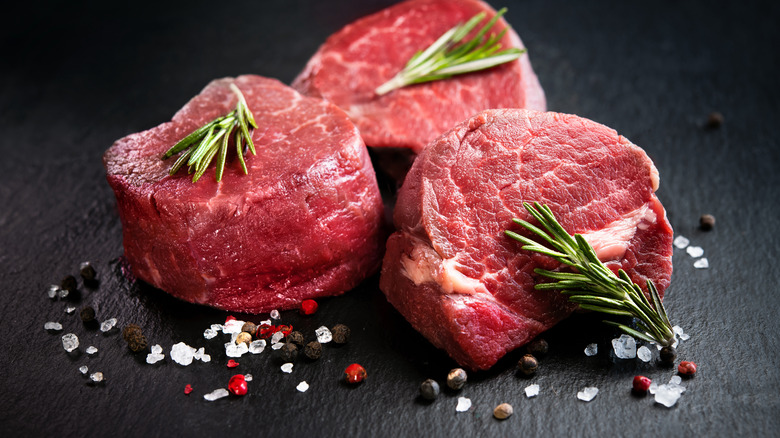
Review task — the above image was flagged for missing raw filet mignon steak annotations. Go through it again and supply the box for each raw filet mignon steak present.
[104,75,385,313]
[292,0,546,153]
[380,109,673,370]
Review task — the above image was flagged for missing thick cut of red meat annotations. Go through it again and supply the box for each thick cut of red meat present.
[104,75,384,313]
[380,109,673,370]
[292,0,546,153]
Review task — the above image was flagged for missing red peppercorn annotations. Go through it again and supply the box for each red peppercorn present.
[227,359,239,368]
[632,375,652,393]
[184,384,193,395]
[228,374,248,396]
[300,299,319,315]
[678,361,697,376]
[344,363,367,384]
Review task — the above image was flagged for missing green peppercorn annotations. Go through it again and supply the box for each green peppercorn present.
[331,324,351,344]
[527,338,548,357]
[518,354,538,376]
[61,275,77,292]
[447,368,467,390]
[241,322,257,336]
[303,341,322,360]
[660,346,677,364]
[286,331,305,348]
[280,342,298,362]
[80,306,96,323]
[419,379,440,400]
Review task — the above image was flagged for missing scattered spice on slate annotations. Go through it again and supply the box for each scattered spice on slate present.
[446,368,467,390]
[241,322,257,336]
[228,374,248,396]
[699,214,715,231]
[659,345,676,364]
[304,341,322,360]
[80,306,96,323]
[184,384,193,395]
[420,379,440,400]
[678,361,697,376]
[80,262,96,282]
[235,331,252,346]
[331,324,351,344]
[300,299,318,315]
[518,354,538,376]
[633,375,652,393]
[706,111,724,129]
[527,338,548,357]
[493,403,513,420]
[61,275,77,292]
[286,331,305,348]
[280,342,299,362]
[345,363,367,384]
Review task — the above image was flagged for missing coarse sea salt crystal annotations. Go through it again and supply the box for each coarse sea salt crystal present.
[297,381,309,392]
[203,328,218,339]
[577,387,599,402]
[654,383,684,407]
[204,388,229,401]
[58,288,69,299]
[65,306,76,314]
[686,246,704,258]
[259,319,271,326]
[271,342,284,350]
[612,334,637,359]
[694,258,709,269]
[90,372,104,383]
[47,284,60,299]
[637,346,652,362]
[271,331,285,344]
[225,342,249,357]
[210,324,223,332]
[673,235,690,249]
[584,343,598,356]
[244,374,253,382]
[151,344,163,355]
[194,347,211,362]
[79,365,88,375]
[86,346,98,355]
[45,321,63,331]
[249,339,266,354]
[670,375,682,385]
[100,318,117,333]
[147,344,165,364]
[455,397,472,412]
[673,325,691,341]
[525,384,540,398]
[62,333,79,352]
[270,309,280,320]
[171,342,197,365]
[315,326,332,343]
[223,319,245,334]
[281,363,294,373]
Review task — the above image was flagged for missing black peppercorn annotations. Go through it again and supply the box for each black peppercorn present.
[420,379,440,400]
[705,111,724,129]
[126,331,148,353]
[446,368,467,390]
[80,306,96,323]
[527,338,548,357]
[699,214,715,231]
[331,324,351,344]
[122,324,142,342]
[241,322,257,336]
[80,262,96,281]
[660,346,676,364]
[280,342,299,362]
[303,341,322,360]
[61,275,77,292]
[286,331,305,348]
[518,354,538,376]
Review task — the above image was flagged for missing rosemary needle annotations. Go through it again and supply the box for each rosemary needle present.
[375,7,525,96]
[162,83,257,182]
[505,202,676,346]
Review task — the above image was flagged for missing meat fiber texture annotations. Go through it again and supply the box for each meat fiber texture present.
[380,109,674,370]
[104,75,385,313]
[292,0,546,154]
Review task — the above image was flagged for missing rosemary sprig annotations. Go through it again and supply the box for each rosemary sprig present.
[162,83,257,182]
[505,202,675,346]
[374,7,525,96]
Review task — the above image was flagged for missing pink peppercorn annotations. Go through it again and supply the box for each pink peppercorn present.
[228,374,248,396]
[632,375,652,393]
[300,299,318,316]
[678,361,697,376]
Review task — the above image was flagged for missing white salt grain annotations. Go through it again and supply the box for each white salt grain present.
[58,288,69,299]
[673,325,691,341]
[612,334,637,359]
[296,381,309,392]
[210,324,223,332]
[146,353,165,364]
[100,318,117,333]
[670,375,682,385]
[259,319,271,326]
[455,397,472,412]
[171,342,197,365]
[44,321,63,331]
[654,384,684,407]
[47,284,60,299]
[637,346,652,362]
[65,306,76,314]
[249,339,266,354]
[223,319,245,334]
[694,258,709,269]
[244,374,253,382]
[79,365,89,375]
[577,387,599,402]
[686,246,704,258]
[151,344,163,355]
[525,384,540,398]
[194,347,211,362]
[271,342,284,350]
[271,331,285,344]
[203,328,218,339]
[673,235,690,249]
[62,333,79,352]
[315,326,332,343]
[281,363,294,373]
[89,372,104,383]
[203,388,229,401]
[225,342,249,357]
[270,309,280,320]
[86,346,98,355]
[584,343,598,356]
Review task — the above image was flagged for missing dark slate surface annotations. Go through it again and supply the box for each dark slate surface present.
[1,0,778,436]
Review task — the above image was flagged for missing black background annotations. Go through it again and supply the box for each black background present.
[1,0,779,436]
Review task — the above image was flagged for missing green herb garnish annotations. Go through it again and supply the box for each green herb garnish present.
[374,7,525,96]
[505,202,675,346]
[162,83,257,182]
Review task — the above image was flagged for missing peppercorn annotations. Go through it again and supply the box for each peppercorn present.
[241,322,257,336]
[419,379,440,400]
[80,306,96,323]
[344,363,367,384]
[527,338,548,357]
[632,375,652,393]
[300,299,318,315]
[122,324,142,342]
[446,368,467,390]
[80,262,96,282]
[331,324,351,344]
[303,341,322,360]
[678,361,697,376]
[279,342,299,362]
[61,275,77,292]
[493,403,513,420]
[518,354,538,376]
[235,331,252,346]
[286,331,305,348]
[700,214,716,231]
[706,111,724,129]
[659,346,676,364]
[126,331,148,353]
